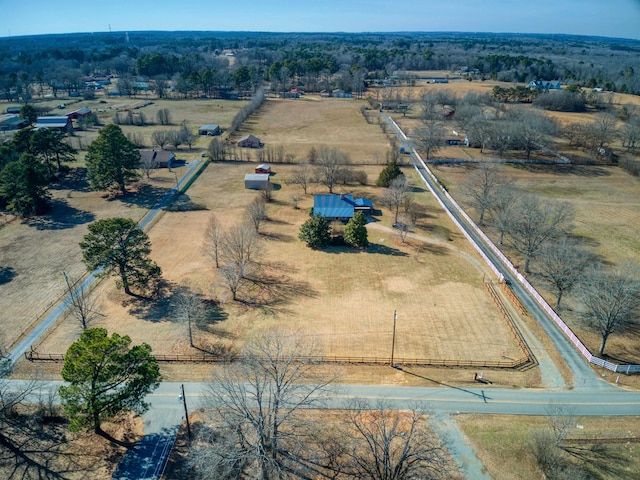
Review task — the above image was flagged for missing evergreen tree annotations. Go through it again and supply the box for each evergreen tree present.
[299,214,331,249]
[344,211,369,248]
[375,160,403,187]
[80,217,162,295]
[59,328,160,447]
[0,153,50,217]
[86,124,140,195]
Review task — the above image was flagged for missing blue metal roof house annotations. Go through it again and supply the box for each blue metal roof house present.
[313,194,373,222]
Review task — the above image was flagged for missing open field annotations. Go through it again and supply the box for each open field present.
[33,162,525,370]
[235,97,393,164]
[458,414,640,480]
[431,162,640,364]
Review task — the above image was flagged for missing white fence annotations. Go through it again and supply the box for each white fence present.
[387,117,640,375]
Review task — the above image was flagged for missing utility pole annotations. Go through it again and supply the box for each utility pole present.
[391,309,397,367]
[181,384,191,442]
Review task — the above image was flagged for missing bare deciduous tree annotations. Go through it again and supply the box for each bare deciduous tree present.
[245,196,267,234]
[507,107,559,160]
[203,214,222,268]
[415,120,444,161]
[63,272,100,330]
[342,400,453,480]
[491,183,518,245]
[579,262,640,356]
[537,237,592,309]
[139,151,158,179]
[288,163,315,194]
[172,288,206,348]
[315,146,350,193]
[156,108,171,125]
[506,194,574,273]
[382,175,413,224]
[190,330,335,479]
[151,130,169,149]
[461,163,507,226]
[218,223,262,301]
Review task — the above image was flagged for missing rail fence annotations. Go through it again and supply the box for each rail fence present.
[24,350,530,369]
[385,116,640,375]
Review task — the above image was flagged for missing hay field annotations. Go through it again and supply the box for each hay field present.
[236,97,392,164]
[36,161,524,365]
[432,162,640,362]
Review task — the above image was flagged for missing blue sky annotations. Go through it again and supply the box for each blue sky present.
[2,0,640,40]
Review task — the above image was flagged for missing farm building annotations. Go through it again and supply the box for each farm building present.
[139,150,176,168]
[198,124,221,136]
[255,164,271,174]
[244,173,271,190]
[6,106,21,114]
[313,194,373,222]
[0,114,30,131]
[33,116,73,132]
[237,134,261,148]
[66,107,92,120]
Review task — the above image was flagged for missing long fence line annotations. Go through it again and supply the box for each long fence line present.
[385,116,640,375]
[484,281,537,369]
[23,351,530,369]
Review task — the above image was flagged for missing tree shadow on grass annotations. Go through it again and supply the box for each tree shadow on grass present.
[236,263,318,316]
[561,443,633,479]
[25,199,95,230]
[112,184,173,210]
[361,243,408,257]
[516,164,612,177]
[0,266,16,285]
[48,167,92,192]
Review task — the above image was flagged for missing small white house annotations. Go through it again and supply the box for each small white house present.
[244,173,271,190]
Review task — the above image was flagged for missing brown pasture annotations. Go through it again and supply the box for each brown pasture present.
[432,162,640,363]
[35,162,525,371]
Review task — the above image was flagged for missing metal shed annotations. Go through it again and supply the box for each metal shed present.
[244,173,271,190]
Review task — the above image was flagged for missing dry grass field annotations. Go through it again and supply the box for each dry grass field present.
[458,414,640,480]
[235,97,393,164]
[432,162,640,363]
[34,162,525,370]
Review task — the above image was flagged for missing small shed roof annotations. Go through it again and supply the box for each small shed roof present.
[256,164,271,171]
[238,134,260,142]
[199,124,220,131]
[69,107,92,116]
[244,173,270,182]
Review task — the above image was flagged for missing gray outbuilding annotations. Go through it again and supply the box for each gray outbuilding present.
[244,173,271,190]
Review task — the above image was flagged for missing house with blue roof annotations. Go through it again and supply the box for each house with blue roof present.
[313,194,373,222]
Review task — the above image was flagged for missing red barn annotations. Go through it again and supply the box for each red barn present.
[255,164,271,174]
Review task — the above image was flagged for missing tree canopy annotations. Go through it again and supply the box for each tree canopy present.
[344,211,369,248]
[299,214,331,249]
[375,160,403,188]
[59,328,160,446]
[0,153,50,217]
[80,217,162,296]
[85,124,140,195]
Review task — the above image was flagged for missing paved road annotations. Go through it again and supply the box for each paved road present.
[380,113,605,390]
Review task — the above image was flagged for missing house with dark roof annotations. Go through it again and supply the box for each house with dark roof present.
[34,116,73,132]
[528,80,562,90]
[237,134,261,148]
[313,194,373,222]
[0,114,30,131]
[198,124,221,136]
[66,107,92,120]
[139,150,176,168]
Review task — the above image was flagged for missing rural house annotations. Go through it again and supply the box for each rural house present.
[255,164,271,174]
[34,116,73,132]
[139,149,176,169]
[198,124,221,136]
[237,134,261,148]
[244,173,271,190]
[66,107,92,120]
[0,114,30,131]
[528,80,562,90]
[313,194,373,222]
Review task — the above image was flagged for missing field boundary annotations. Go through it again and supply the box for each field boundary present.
[24,351,531,369]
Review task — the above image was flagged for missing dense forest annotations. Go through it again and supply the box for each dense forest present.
[1,31,639,101]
